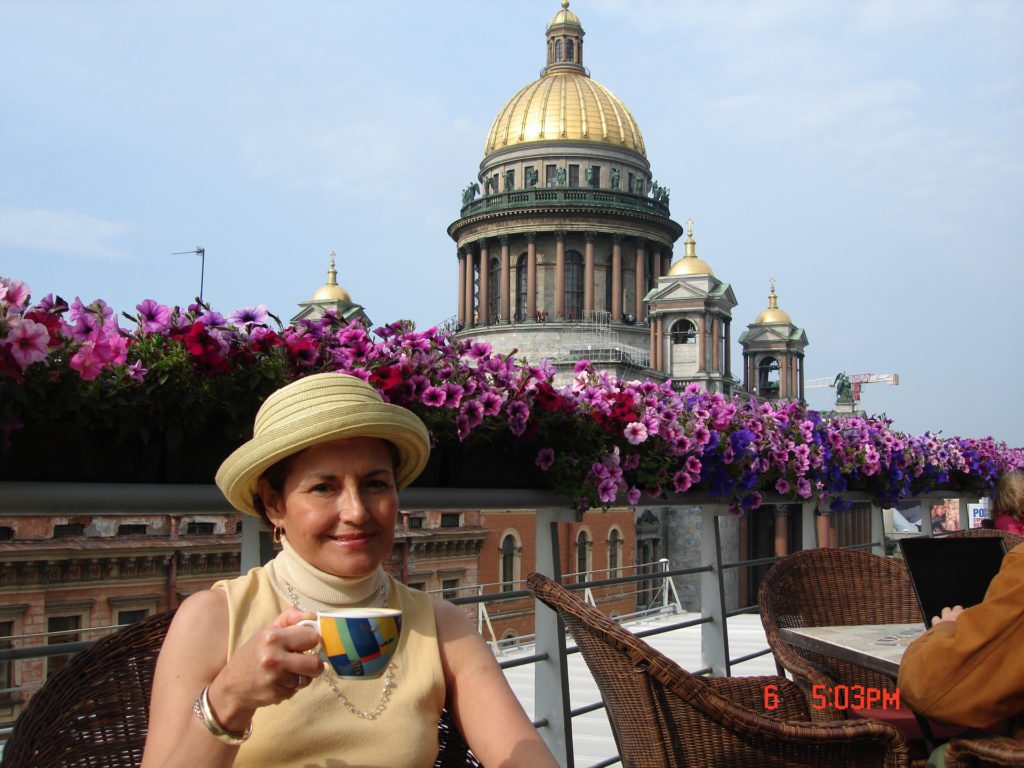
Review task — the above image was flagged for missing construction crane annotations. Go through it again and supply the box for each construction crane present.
[805,372,900,408]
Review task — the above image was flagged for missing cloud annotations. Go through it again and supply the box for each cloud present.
[0,207,132,260]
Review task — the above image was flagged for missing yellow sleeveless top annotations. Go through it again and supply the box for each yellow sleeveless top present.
[212,552,445,768]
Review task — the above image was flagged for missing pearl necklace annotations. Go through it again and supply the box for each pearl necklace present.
[282,577,397,720]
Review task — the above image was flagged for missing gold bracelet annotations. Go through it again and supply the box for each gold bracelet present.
[192,685,252,745]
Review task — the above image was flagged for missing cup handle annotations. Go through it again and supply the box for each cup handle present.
[296,619,327,663]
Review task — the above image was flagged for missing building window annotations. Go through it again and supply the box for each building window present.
[516,252,529,321]
[545,164,557,187]
[608,528,622,578]
[575,529,592,583]
[758,357,781,396]
[0,620,14,690]
[566,39,575,62]
[116,608,149,627]
[500,532,522,592]
[53,523,84,538]
[441,579,460,601]
[587,165,600,188]
[568,164,579,187]
[408,516,424,529]
[555,39,563,62]
[187,522,215,535]
[46,615,81,678]
[116,524,147,537]
[627,172,635,194]
[440,513,461,528]
[565,250,583,320]
[408,582,426,591]
[0,526,12,541]
[487,256,500,322]
[671,319,696,344]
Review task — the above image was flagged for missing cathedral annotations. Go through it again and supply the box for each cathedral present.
[448,0,809,400]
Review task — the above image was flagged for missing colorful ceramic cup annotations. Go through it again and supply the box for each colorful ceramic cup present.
[298,608,402,679]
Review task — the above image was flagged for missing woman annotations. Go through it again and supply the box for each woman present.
[143,373,557,768]
[991,471,1024,535]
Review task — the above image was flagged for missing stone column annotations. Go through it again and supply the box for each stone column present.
[711,316,720,373]
[457,250,466,327]
[634,240,646,321]
[779,356,788,398]
[649,318,656,370]
[653,245,662,281]
[611,236,623,321]
[526,233,537,321]
[500,236,511,324]
[697,313,706,372]
[662,252,672,276]
[555,231,566,320]
[478,240,490,325]
[583,232,595,318]
[463,249,475,327]
[798,356,805,401]
[655,316,664,370]
[724,320,731,378]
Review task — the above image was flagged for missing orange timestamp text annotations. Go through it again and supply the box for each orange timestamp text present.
[763,684,900,711]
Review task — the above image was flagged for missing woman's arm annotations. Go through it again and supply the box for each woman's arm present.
[141,590,321,768]
[434,599,558,768]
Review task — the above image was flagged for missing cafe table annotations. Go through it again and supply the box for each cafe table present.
[778,622,925,680]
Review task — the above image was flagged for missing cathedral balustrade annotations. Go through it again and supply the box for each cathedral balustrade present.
[459,188,671,218]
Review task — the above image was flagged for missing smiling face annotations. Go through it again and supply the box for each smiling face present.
[259,437,398,578]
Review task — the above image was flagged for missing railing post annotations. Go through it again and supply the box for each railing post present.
[958,497,971,532]
[871,504,885,556]
[700,503,730,676]
[533,506,577,768]
[240,514,273,572]
[801,501,818,549]
[660,557,670,611]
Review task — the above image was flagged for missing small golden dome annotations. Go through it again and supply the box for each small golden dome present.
[667,220,714,277]
[548,0,581,29]
[312,252,351,303]
[754,280,792,324]
[485,73,645,157]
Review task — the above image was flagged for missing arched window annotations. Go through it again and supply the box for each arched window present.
[487,256,500,323]
[516,252,528,321]
[608,527,622,578]
[565,250,583,321]
[758,356,781,396]
[566,39,575,62]
[671,319,696,344]
[575,529,592,583]
[500,532,521,592]
[555,39,563,62]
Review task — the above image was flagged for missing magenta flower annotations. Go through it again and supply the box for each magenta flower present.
[796,477,812,499]
[5,318,49,369]
[624,421,648,445]
[126,359,147,382]
[421,386,446,407]
[627,486,641,506]
[597,478,618,504]
[0,277,29,308]
[573,359,591,373]
[69,341,105,381]
[672,470,692,493]
[775,478,790,495]
[136,299,172,333]
[536,447,555,471]
[467,341,491,358]
[227,305,269,327]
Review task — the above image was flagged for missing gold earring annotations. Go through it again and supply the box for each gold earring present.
[272,526,284,544]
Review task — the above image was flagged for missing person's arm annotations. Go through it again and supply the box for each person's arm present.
[897,547,1024,728]
[434,600,558,768]
[141,590,321,768]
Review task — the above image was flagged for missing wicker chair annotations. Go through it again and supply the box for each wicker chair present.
[947,736,1024,767]
[2,610,480,768]
[758,547,921,721]
[947,527,1024,550]
[526,572,910,768]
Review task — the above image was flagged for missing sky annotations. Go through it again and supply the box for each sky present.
[1,0,1022,445]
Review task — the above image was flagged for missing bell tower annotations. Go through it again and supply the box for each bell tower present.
[738,280,808,400]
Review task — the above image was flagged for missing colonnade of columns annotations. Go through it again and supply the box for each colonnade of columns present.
[743,352,805,400]
[455,233,672,328]
[648,312,732,377]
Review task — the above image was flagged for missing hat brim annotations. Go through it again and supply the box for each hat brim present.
[216,402,430,517]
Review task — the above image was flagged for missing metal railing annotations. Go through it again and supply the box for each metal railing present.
[458,188,671,219]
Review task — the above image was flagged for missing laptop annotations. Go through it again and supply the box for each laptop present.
[898,537,1007,629]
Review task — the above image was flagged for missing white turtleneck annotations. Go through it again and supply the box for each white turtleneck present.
[264,538,388,612]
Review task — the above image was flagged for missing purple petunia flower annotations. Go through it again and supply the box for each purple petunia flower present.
[627,487,641,506]
[227,305,269,327]
[624,421,648,445]
[126,359,147,382]
[536,448,555,471]
[136,299,172,333]
[421,386,447,407]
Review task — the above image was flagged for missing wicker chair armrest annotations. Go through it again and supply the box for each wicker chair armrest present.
[947,736,1024,768]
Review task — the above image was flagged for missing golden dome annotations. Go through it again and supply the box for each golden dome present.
[548,0,581,29]
[485,73,645,157]
[754,280,792,324]
[312,252,351,303]
[667,220,714,277]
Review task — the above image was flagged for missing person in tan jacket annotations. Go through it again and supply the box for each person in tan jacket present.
[898,540,1024,765]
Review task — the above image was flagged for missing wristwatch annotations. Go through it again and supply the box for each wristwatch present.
[193,685,253,745]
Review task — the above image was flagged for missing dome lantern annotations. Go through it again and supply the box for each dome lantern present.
[754,279,792,324]
[311,251,351,303]
[545,0,585,75]
[667,220,715,277]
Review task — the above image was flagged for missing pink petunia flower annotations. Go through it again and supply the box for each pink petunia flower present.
[421,386,447,407]
[5,318,49,369]
[136,299,172,333]
[0,277,29,308]
[624,421,648,445]
[627,486,641,506]
[535,448,555,471]
[126,359,147,382]
[69,341,105,381]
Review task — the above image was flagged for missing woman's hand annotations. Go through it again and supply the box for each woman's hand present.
[205,607,323,733]
[931,605,965,627]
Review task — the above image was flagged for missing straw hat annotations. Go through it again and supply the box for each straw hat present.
[216,373,430,516]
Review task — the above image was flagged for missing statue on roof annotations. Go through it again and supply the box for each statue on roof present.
[461,182,480,206]
[834,372,853,403]
[526,167,538,188]
[610,167,620,190]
